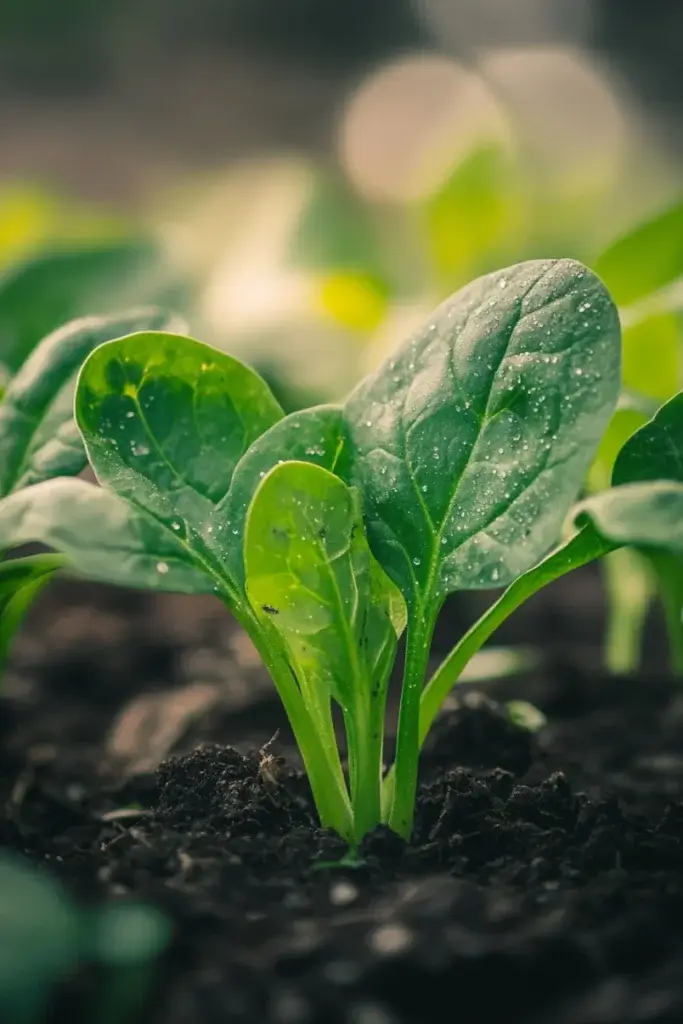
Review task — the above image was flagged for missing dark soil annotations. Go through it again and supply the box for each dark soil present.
[2,576,683,1024]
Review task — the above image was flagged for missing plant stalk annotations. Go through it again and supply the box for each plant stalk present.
[387,610,435,838]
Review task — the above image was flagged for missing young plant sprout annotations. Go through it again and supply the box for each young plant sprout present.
[2,258,683,844]
[0,308,184,674]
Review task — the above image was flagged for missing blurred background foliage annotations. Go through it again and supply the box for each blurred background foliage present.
[1,0,683,667]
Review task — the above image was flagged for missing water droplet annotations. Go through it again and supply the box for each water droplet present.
[156,561,169,574]
[413,557,421,566]
[132,443,150,456]
[421,484,428,493]
[125,410,135,419]
[171,521,181,531]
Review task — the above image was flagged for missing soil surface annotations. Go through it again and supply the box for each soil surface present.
[1,576,683,1024]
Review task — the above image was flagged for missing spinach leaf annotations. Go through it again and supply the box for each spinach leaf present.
[0,242,165,374]
[0,309,184,497]
[583,392,683,673]
[576,481,683,553]
[613,392,683,486]
[218,405,346,588]
[75,331,284,603]
[244,460,405,838]
[345,258,621,606]
[345,258,620,834]
[594,198,683,308]
[0,554,65,669]
[0,478,214,595]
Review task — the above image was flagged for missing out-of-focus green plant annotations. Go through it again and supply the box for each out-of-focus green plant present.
[0,852,170,1024]
[0,308,184,679]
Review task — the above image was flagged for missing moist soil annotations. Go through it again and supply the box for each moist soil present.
[1,572,683,1024]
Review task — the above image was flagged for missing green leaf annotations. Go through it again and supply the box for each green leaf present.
[576,481,683,553]
[0,478,215,595]
[0,853,82,1023]
[607,393,683,673]
[288,173,384,276]
[379,520,613,816]
[244,460,405,837]
[621,313,681,401]
[345,258,621,609]
[0,309,184,497]
[218,405,347,589]
[0,554,65,670]
[423,145,524,283]
[245,460,404,706]
[347,258,620,836]
[0,242,166,373]
[593,199,683,307]
[612,392,683,486]
[75,332,284,600]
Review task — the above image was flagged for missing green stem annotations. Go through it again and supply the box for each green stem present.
[648,551,683,676]
[345,696,382,842]
[602,547,654,675]
[382,526,613,810]
[232,604,354,839]
[419,528,613,743]
[387,610,436,838]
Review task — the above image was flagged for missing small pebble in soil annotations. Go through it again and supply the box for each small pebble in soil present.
[329,880,359,906]
[271,990,312,1024]
[349,1003,400,1024]
[368,923,413,956]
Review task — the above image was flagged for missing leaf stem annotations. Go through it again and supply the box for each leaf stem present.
[387,609,435,838]
[648,551,683,677]
[602,548,653,675]
[230,603,354,839]
[419,527,613,744]
[382,527,613,812]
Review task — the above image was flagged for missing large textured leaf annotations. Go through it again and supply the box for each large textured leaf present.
[0,554,65,669]
[0,242,164,373]
[244,461,404,715]
[75,332,284,599]
[344,258,621,609]
[0,309,184,497]
[218,405,347,588]
[594,199,683,308]
[0,478,215,595]
[613,392,683,486]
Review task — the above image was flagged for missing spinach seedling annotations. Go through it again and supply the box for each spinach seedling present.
[0,307,183,677]
[1,258,655,842]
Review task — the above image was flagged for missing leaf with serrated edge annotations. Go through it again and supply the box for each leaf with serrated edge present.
[0,478,215,594]
[345,258,621,610]
[0,309,185,497]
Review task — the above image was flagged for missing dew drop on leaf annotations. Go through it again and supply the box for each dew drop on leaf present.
[156,561,169,574]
